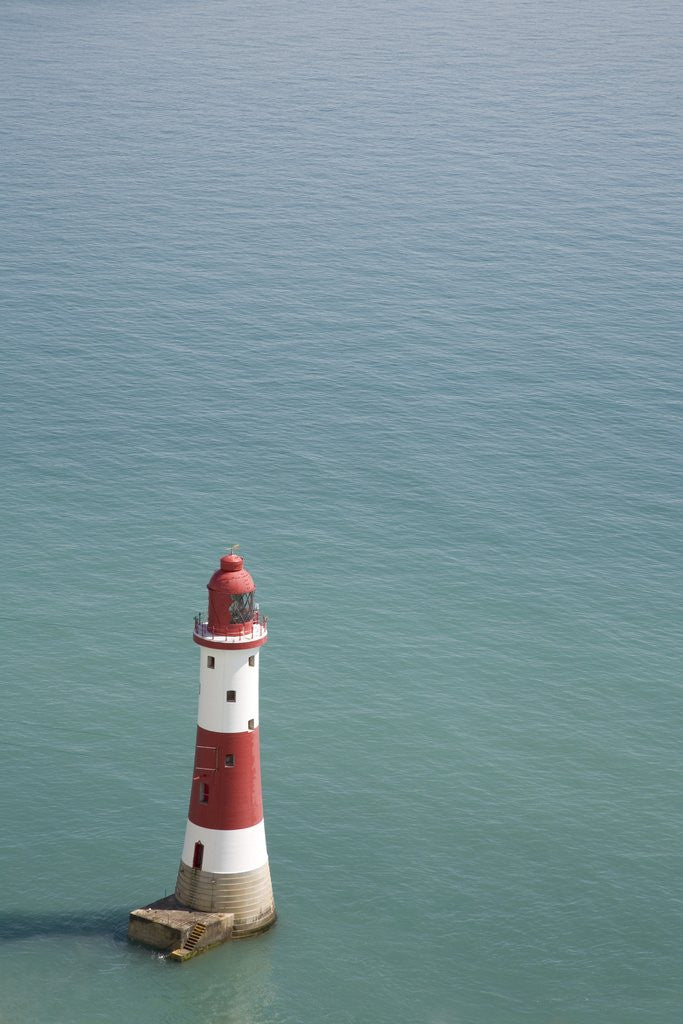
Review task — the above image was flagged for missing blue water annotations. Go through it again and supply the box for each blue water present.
[1,1,681,1021]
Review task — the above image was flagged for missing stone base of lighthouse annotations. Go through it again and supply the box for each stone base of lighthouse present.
[127,895,235,961]
[175,861,276,937]
[127,863,276,960]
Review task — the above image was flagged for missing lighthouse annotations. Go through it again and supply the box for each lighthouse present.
[175,551,276,933]
[128,551,276,958]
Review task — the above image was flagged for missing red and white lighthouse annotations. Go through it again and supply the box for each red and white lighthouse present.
[174,551,276,937]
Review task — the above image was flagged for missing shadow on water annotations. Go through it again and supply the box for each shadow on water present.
[0,909,131,944]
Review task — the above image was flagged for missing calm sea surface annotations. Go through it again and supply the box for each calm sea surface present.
[1,1,681,1021]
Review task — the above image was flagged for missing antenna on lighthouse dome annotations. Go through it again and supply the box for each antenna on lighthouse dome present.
[228,543,240,555]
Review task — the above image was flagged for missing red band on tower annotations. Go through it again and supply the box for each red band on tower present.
[188,726,264,831]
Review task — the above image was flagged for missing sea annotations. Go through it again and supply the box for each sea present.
[1,1,681,1021]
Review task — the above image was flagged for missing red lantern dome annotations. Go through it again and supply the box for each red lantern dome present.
[207,554,256,636]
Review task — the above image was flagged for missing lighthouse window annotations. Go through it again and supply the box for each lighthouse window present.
[248,718,255,731]
[226,690,236,702]
[225,754,235,767]
[199,782,209,803]
[229,592,254,624]
[207,656,215,669]
[248,655,255,667]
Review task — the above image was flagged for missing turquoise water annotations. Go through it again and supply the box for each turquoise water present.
[1,0,682,1021]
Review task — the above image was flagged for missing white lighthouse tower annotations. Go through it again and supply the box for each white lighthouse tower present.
[128,550,275,958]
[174,551,276,935]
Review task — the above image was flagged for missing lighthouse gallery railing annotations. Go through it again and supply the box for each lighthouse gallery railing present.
[193,606,267,642]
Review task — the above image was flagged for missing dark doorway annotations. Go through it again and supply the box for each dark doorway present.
[192,841,204,870]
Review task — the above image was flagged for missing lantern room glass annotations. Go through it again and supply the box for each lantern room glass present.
[229,592,254,624]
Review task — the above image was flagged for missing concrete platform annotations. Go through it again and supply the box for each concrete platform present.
[128,895,234,961]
